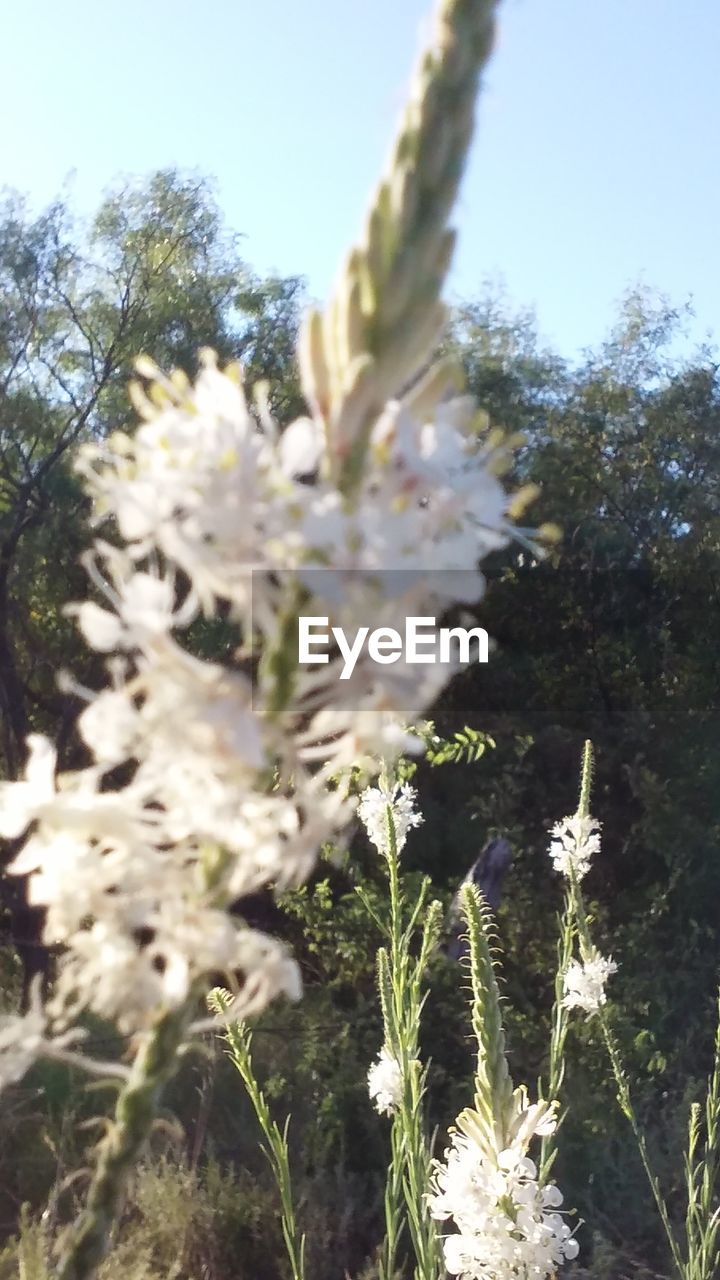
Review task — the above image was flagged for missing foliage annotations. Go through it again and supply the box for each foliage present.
[0,1156,383,1280]
[421,724,495,768]
[0,190,719,1280]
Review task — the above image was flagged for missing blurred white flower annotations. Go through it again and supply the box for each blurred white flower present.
[76,361,280,614]
[562,952,618,1017]
[0,346,522,1085]
[368,1046,404,1116]
[0,982,52,1090]
[0,735,59,839]
[0,980,84,1090]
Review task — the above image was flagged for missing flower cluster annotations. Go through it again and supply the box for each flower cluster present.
[549,802,617,1019]
[548,813,601,881]
[0,349,521,1081]
[357,780,424,856]
[368,1046,405,1116]
[429,1096,579,1279]
[0,980,88,1091]
[562,952,618,1017]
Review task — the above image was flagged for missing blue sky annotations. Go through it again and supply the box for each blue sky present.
[2,0,718,358]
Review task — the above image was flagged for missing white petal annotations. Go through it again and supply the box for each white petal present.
[75,602,123,651]
[280,416,323,475]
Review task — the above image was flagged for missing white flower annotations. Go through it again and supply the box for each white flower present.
[278,415,323,476]
[505,1086,558,1153]
[71,568,195,653]
[2,739,146,859]
[357,781,423,856]
[0,983,49,1089]
[429,1106,579,1279]
[548,813,601,881]
[0,343,523,1087]
[0,980,83,1089]
[0,735,57,839]
[76,361,280,613]
[77,689,140,764]
[368,1046,404,1115]
[562,952,617,1016]
[356,773,422,855]
[365,399,510,569]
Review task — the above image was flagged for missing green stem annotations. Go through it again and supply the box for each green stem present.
[568,863,684,1278]
[597,1010,685,1278]
[380,801,441,1280]
[540,896,574,1182]
[210,989,305,1280]
[461,882,514,1148]
[56,1001,193,1280]
[398,1060,441,1280]
[299,0,500,490]
[684,992,720,1280]
[385,805,405,1040]
[379,1118,404,1280]
[577,739,593,819]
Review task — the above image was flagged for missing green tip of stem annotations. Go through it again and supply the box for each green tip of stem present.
[460,883,514,1142]
[578,740,594,818]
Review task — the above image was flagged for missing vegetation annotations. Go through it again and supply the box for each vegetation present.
[0,160,718,1277]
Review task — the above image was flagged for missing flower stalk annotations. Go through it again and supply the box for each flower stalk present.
[540,749,591,1177]
[360,781,443,1280]
[460,882,514,1150]
[209,988,306,1280]
[299,0,500,490]
[557,742,685,1277]
[56,1000,193,1280]
[428,883,578,1276]
[684,993,720,1280]
[539,896,574,1182]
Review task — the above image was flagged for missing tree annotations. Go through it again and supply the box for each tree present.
[0,168,306,781]
[0,169,305,998]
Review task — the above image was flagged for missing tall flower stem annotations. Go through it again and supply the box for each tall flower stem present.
[361,782,442,1280]
[460,882,514,1145]
[209,989,306,1280]
[376,808,410,1280]
[564,743,685,1278]
[299,0,500,490]
[539,899,574,1182]
[379,1097,405,1280]
[685,994,720,1280]
[56,1001,193,1280]
[384,802,443,1280]
[540,743,594,1178]
[594,1005,684,1277]
[572,889,683,1273]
